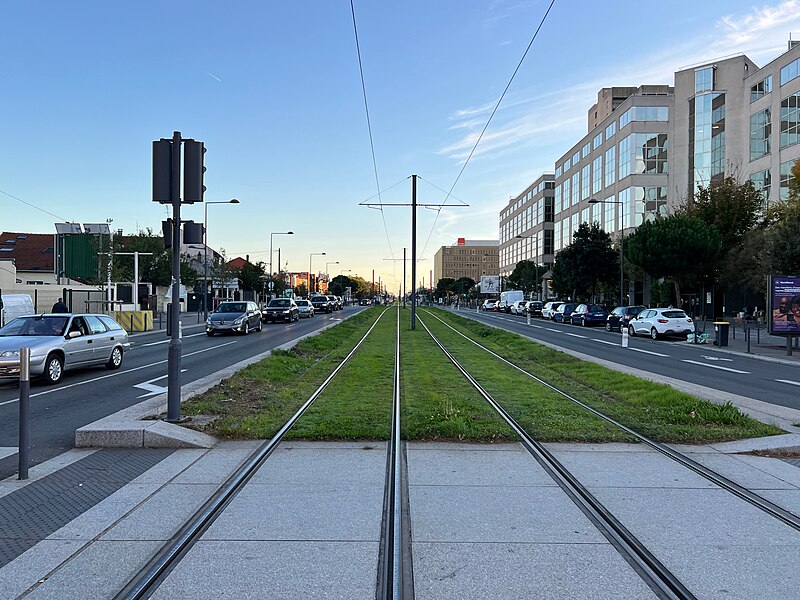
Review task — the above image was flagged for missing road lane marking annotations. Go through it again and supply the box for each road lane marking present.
[0,341,239,407]
[134,369,187,398]
[563,332,587,338]
[629,347,669,357]
[776,379,800,387]
[701,355,733,362]
[681,359,749,374]
[0,447,16,460]
[138,332,207,347]
[545,328,560,332]
[592,339,618,346]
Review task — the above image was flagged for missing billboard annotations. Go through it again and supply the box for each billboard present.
[768,275,800,335]
[480,275,500,295]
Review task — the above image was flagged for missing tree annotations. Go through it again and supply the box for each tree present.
[435,278,455,299]
[295,283,308,297]
[625,214,722,303]
[766,160,800,274]
[550,223,618,301]
[238,261,266,292]
[451,277,476,297]
[329,275,353,296]
[507,260,543,294]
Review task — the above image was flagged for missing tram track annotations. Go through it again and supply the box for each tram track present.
[115,306,408,600]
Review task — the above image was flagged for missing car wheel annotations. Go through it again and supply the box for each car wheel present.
[650,328,659,340]
[619,323,625,333]
[605,322,612,332]
[105,346,123,370]
[44,354,64,385]
[242,322,250,335]
[628,325,636,337]
[257,320,263,332]
[581,318,587,327]
[207,330,214,336]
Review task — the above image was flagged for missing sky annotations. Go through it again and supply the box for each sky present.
[3,0,800,292]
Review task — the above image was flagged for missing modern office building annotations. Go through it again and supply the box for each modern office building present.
[433,239,499,284]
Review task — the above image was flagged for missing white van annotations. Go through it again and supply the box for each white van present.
[498,290,525,313]
[0,294,35,326]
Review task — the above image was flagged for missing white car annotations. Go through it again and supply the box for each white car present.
[481,300,498,311]
[510,301,528,315]
[628,308,695,340]
[541,301,563,319]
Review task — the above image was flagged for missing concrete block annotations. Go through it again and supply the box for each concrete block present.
[143,421,216,449]
[74,421,144,448]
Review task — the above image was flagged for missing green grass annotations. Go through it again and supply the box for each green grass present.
[182,304,783,444]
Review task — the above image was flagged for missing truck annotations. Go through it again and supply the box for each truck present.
[0,293,35,327]
[498,290,524,313]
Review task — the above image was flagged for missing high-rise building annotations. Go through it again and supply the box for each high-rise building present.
[433,239,499,285]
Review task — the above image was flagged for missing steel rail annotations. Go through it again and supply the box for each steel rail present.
[424,308,800,532]
[115,307,391,600]
[417,313,696,600]
[377,303,408,599]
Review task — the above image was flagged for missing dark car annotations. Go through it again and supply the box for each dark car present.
[261,298,299,323]
[310,295,332,313]
[569,303,609,326]
[606,305,647,332]
[553,303,577,323]
[527,301,544,317]
[207,301,262,336]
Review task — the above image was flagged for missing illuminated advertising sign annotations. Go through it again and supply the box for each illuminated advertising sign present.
[480,275,500,295]
[768,275,800,335]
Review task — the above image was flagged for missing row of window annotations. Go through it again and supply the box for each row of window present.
[749,92,800,158]
[746,56,799,102]
[753,160,800,203]
[499,181,553,221]
[499,230,554,268]
[499,198,555,244]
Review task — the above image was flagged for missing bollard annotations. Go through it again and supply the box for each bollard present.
[621,327,629,348]
[757,320,761,344]
[527,311,531,326]
[788,336,794,357]
[18,347,30,480]
[746,321,751,354]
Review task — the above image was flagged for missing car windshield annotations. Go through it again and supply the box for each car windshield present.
[588,305,605,312]
[0,315,69,337]
[662,310,688,319]
[296,300,309,307]
[216,303,246,313]
[629,306,646,315]
[269,299,291,307]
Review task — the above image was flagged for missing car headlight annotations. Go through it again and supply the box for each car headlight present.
[233,317,245,324]
[283,310,290,314]
[0,350,20,358]
[206,318,213,325]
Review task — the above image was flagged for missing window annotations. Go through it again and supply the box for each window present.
[554,220,562,252]
[750,75,772,102]
[780,92,800,149]
[581,207,589,224]
[604,147,616,187]
[695,67,714,93]
[581,165,590,200]
[581,142,591,158]
[571,172,580,205]
[555,165,562,178]
[604,197,616,233]
[554,184,562,214]
[621,106,669,128]
[562,178,571,209]
[781,160,796,201]
[562,159,570,173]
[751,170,771,203]
[750,108,771,160]
[592,156,602,194]
[572,151,580,166]
[593,132,603,149]
[620,108,632,128]
[637,187,668,221]
[605,121,616,139]
[544,229,554,255]
[85,316,107,335]
[619,135,632,179]
[619,132,669,177]
[545,197,554,222]
[781,57,800,85]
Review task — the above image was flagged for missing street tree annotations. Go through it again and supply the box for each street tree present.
[238,261,267,292]
[625,214,721,303]
[550,223,618,301]
[766,160,800,274]
[435,278,455,299]
[507,260,543,294]
[451,277,476,297]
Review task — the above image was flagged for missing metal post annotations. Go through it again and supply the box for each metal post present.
[18,347,30,480]
[746,321,751,353]
[167,131,183,423]
[411,174,417,330]
[787,336,793,357]
[203,203,209,320]
[403,248,406,308]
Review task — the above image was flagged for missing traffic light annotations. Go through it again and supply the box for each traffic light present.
[152,139,173,204]
[183,221,204,244]
[183,140,206,203]
[162,220,173,249]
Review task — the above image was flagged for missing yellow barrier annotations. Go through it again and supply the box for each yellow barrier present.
[114,310,154,332]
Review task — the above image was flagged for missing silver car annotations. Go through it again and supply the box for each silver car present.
[295,299,315,318]
[0,313,131,385]
[206,301,262,336]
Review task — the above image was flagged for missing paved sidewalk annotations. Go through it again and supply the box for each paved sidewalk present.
[690,318,800,366]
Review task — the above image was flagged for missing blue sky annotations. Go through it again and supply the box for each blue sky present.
[3,0,800,290]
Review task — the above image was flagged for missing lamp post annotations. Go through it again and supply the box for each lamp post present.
[203,199,239,319]
[514,234,541,300]
[269,231,293,282]
[588,198,624,306]
[309,252,326,294]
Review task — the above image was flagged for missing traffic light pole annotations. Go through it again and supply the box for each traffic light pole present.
[167,131,183,423]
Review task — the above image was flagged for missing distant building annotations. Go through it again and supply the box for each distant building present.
[0,232,57,285]
[433,239,499,285]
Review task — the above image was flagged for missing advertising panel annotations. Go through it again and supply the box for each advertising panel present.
[768,275,800,335]
[480,275,500,295]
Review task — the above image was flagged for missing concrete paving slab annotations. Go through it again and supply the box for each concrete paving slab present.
[541,441,648,453]
[410,485,606,544]
[124,448,208,484]
[0,539,85,599]
[143,420,216,449]
[24,540,164,600]
[101,483,218,541]
[407,445,556,487]
[593,487,800,546]
[730,454,800,488]
[152,540,379,600]
[710,432,800,453]
[550,447,717,489]
[203,485,384,541]
[412,542,658,600]
[170,447,259,485]
[650,543,800,600]
[677,451,800,490]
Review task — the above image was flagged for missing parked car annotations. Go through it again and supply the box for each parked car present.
[207,301,262,336]
[606,305,647,332]
[527,301,544,317]
[310,295,333,313]
[481,300,498,311]
[628,308,695,339]
[542,301,563,319]
[510,300,528,315]
[498,290,525,313]
[0,313,130,385]
[553,303,577,323]
[261,298,299,323]
[295,299,315,318]
[569,303,609,326]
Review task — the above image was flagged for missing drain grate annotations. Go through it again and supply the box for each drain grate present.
[0,448,172,568]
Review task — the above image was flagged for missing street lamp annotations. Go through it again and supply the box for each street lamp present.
[514,234,542,300]
[325,261,339,277]
[203,199,239,319]
[269,231,294,281]
[309,252,326,294]
[588,198,624,306]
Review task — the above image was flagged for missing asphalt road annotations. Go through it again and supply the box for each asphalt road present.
[0,307,365,479]
[427,306,800,412]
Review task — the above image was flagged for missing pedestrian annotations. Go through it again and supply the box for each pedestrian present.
[51,297,69,313]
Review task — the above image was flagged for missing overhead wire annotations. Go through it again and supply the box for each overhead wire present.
[419,0,557,259]
[350,0,395,261]
[0,188,70,222]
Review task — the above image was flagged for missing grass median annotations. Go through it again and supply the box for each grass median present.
[183,305,782,444]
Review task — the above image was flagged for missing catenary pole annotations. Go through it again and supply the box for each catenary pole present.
[167,130,182,422]
[411,174,417,329]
